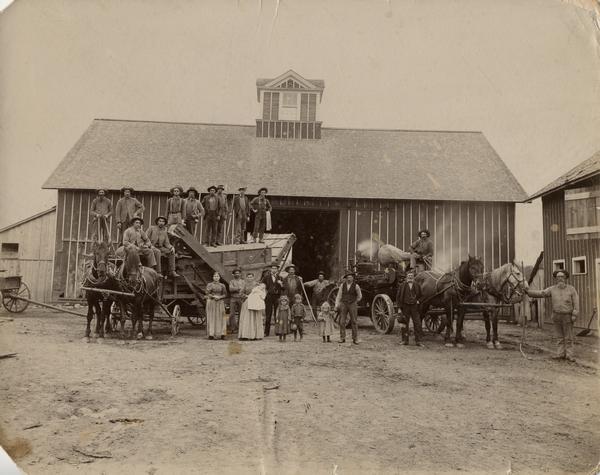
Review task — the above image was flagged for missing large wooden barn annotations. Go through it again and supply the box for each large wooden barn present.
[528,152,600,329]
[43,70,527,300]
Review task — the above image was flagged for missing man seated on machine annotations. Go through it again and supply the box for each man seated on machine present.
[116,217,162,274]
[409,229,433,272]
[147,216,180,279]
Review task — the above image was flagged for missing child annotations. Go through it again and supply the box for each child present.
[318,301,335,342]
[275,295,291,341]
[290,293,306,341]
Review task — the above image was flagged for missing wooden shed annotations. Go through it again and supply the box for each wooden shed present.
[0,207,56,303]
[528,152,600,329]
[43,71,527,300]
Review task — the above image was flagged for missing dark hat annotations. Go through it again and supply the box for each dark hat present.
[207,185,217,192]
[96,188,107,194]
[553,269,569,278]
[418,229,430,237]
[285,264,296,272]
[170,185,184,194]
[131,216,144,225]
[186,186,199,196]
[343,271,356,278]
[238,187,247,191]
[121,186,134,194]
[232,267,242,274]
[317,270,326,276]
[217,185,225,190]
[258,187,268,194]
[155,216,167,224]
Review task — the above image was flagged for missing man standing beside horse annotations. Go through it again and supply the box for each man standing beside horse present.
[526,270,579,362]
[396,270,424,347]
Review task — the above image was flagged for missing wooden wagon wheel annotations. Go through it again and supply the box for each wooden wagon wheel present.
[187,306,207,327]
[171,304,181,336]
[371,293,395,334]
[424,313,443,333]
[2,281,30,313]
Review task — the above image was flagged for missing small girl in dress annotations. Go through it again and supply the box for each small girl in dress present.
[275,295,291,342]
[318,301,335,343]
[290,293,306,342]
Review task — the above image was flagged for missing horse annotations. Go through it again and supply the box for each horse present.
[82,241,117,339]
[415,255,485,347]
[117,245,161,340]
[477,262,529,349]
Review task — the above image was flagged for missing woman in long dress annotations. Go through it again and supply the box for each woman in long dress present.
[206,272,227,340]
[238,272,257,340]
[248,283,266,340]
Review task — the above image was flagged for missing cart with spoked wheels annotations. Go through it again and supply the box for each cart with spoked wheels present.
[0,270,31,313]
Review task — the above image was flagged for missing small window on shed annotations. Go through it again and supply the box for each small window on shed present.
[552,259,565,272]
[1,243,19,255]
[572,256,587,275]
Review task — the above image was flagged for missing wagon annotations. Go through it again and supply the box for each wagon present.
[106,225,296,335]
[0,270,31,313]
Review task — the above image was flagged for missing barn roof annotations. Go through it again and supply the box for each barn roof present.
[528,151,600,200]
[43,119,527,202]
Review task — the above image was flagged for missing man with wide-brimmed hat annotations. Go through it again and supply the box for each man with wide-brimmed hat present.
[166,185,185,225]
[115,186,144,243]
[261,263,284,336]
[232,187,250,244]
[409,229,433,271]
[250,187,272,243]
[282,264,303,302]
[395,270,424,347]
[183,187,204,237]
[216,185,229,245]
[304,271,332,310]
[334,271,363,344]
[228,267,245,333]
[117,216,160,272]
[89,188,112,243]
[147,216,179,278]
[526,269,580,362]
[202,186,221,247]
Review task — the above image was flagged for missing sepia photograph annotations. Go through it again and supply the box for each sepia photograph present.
[0,0,599,473]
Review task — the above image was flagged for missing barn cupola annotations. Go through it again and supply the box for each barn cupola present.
[256,70,324,139]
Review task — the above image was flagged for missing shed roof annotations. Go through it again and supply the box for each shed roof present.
[43,119,527,202]
[0,207,56,234]
[528,151,600,200]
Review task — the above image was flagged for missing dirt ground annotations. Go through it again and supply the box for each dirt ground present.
[1,307,599,475]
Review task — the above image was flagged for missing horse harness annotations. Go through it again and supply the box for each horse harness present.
[478,267,525,304]
[419,269,474,306]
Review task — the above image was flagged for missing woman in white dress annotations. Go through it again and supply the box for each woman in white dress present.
[206,272,227,340]
[247,283,266,340]
[238,272,257,340]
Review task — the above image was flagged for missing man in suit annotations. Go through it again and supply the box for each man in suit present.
[395,270,424,347]
[261,264,283,337]
[232,187,250,244]
[202,186,221,247]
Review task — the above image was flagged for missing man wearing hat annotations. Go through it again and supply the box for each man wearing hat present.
[232,187,251,244]
[250,187,272,243]
[409,229,434,271]
[216,185,229,245]
[304,271,332,311]
[282,264,303,303]
[395,270,424,347]
[261,264,284,337]
[117,217,161,272]
[526,270,580,362]
[228,268,245,333]
[202,186,222,247]
[115,187,144,243]
[166,186,185,225]
[334,271,363,344]
[147,216,179,278]
[183,187,204,237]
[89,189,112,243]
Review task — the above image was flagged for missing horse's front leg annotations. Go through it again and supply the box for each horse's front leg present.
[103,300,113,335]
[146,300,154,340]
[85,299,94,339]
[455,306,466,348]
[135,300,144,340]
[444,303,454,347]
[492,309,502,349]
[484,309,494,349]
[96,301,106,338]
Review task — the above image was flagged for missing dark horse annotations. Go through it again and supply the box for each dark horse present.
[82,241,117,339]
[415,255,485,347]
[117,245,161,340]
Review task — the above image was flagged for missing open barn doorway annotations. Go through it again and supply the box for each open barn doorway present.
[268,209,340,281]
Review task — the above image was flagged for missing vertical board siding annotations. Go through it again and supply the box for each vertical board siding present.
[542,190,598,328]
[52,191,518,300]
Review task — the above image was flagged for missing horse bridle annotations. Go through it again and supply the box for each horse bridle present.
[480,265,526,304]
